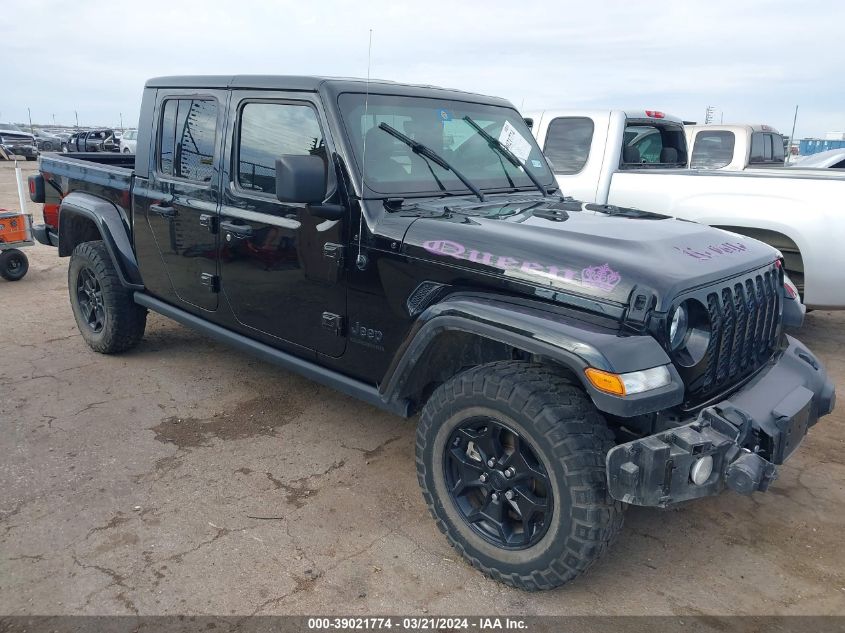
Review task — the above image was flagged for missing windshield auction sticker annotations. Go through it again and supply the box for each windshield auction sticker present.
[498,121,532,164]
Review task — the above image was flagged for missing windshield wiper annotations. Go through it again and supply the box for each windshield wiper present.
[463,116,548,198]
[377,122,484,202]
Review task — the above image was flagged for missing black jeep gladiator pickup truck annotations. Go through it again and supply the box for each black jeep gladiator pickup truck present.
[30,75,835,590]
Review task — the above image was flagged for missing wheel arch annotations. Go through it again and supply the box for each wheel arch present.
[58,192,143,289]
[379,294,683,417]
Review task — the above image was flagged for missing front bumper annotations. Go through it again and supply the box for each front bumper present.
[1,144,38,158]
[606,335,835,506]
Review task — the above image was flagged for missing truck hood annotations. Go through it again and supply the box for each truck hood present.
[401,196,778,311]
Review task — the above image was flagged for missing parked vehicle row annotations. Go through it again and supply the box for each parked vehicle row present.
[28,75,835,591]
[527,109,845,309]
[63,128,120,153]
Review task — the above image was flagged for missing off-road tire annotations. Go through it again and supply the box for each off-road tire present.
[68,240,146,353]
[0,249,29,281]
[416,361,623,591]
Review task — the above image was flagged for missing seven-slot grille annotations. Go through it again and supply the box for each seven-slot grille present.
[687,264,781,401]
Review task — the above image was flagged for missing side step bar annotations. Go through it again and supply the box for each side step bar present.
[133,292,411,418]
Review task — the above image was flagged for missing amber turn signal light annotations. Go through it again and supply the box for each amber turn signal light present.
[584,368,626,396]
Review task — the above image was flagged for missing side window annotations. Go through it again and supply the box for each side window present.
[158,98,218,181]
[159,100,177,175]
[750,133,766,163]
[622,123,686,167]
[237,102,325,195]
[543,117,593,174]
[771,134,785,162]
[691,131,736,169]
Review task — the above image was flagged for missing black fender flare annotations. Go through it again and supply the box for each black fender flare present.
[58,191,143,289]
[380,294,684,418]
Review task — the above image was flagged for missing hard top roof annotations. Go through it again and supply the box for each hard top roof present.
[144,75,512,106]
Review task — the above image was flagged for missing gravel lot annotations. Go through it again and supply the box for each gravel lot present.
[1,160,844,616]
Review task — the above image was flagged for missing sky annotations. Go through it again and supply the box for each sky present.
[2,0,843,138]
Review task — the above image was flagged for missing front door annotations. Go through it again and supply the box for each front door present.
[142,92,225,311]
[218,93,347,357]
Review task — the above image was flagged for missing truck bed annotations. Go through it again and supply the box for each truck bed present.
[38,152,135,217]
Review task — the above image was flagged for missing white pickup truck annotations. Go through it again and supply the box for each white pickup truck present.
[526,109,845,309]
[685,124,786,170]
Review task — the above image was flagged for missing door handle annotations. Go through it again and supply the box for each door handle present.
[150,204,176,219]
[220,220,253,240]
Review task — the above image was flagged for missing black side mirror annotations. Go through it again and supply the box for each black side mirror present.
[275,154,326,204]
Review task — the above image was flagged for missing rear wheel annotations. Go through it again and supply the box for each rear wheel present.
[68,240,147,353]
[416,361,623,590]
[0,249,29,281]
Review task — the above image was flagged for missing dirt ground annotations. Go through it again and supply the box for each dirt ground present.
[1,160,844,616]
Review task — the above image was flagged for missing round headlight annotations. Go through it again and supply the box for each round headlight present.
[668,305,688,350]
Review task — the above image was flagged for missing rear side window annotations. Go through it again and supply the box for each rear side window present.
[543,117,593,174]
[691,130,736,169]
[237,102,325,195]
[750,132,784,164]
[158,98,218,181]
[621,122,687,167]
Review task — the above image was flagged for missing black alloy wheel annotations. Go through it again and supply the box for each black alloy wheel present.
[76,266,106,332]
[445,418,553,549]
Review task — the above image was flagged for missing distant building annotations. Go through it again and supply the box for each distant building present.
[799,133,845,155]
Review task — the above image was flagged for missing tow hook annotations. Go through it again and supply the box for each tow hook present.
[725,451,778,495]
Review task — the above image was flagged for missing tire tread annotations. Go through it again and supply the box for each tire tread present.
[416,360,623,591]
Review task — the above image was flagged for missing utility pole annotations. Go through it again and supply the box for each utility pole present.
[52,113,56,126]
[75,110,79,129]
[27,107,34,134]
[119,112,123,131]
[788,105,799,164]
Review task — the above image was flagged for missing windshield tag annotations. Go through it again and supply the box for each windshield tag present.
[438,109,453,122]
[499,121,532,164]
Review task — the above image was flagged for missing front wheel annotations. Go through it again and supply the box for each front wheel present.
[416,361,623,591]
[68,240,147,353]
[0,249,29,281]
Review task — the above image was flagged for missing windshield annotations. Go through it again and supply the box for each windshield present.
[0,123,24,132]
[338,93,554,196]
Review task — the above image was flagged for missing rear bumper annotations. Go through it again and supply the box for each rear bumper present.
[32,223,59,247]
[606,335,835,506]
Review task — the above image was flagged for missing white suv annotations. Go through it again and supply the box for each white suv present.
[119,130,138,154]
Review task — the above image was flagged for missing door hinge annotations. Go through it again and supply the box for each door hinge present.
[200,272,219,292]
[199,214,218,234]
[321,312,345,336]
[323,243,345,266]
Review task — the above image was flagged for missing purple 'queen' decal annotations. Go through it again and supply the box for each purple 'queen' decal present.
[580,263,621,292]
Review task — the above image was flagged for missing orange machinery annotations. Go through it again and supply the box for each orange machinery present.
[0,209,33,281]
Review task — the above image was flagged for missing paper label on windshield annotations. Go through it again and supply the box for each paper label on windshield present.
[499,121,532,164]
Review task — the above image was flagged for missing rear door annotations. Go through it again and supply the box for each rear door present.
[217,91,347,357]
[136,90,226,311]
